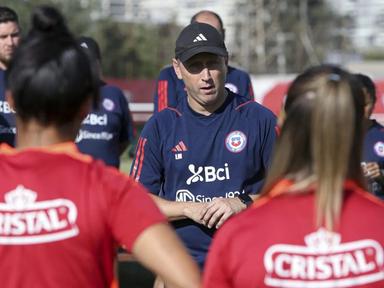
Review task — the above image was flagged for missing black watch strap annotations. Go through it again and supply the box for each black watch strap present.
[237,194,253,207]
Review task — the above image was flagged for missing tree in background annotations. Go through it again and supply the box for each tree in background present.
[3,0,353,77]
[232,0,354,74]
[3,0,179,79]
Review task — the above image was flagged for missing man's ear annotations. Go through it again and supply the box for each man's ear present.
[5,90,15,111]
[172,58,183,80]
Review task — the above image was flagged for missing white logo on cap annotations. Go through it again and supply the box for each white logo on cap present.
[193,33,208,42]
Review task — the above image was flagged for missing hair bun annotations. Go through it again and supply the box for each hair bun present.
[32,6,65,33]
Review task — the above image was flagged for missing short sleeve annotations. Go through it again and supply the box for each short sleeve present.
[130,117,164,195]
[105,169,166,251]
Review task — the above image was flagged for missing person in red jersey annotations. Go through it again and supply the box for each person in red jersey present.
[203,65,384,288]
[0,6,200,288]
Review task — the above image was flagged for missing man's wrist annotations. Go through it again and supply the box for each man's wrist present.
[237,194,253,207]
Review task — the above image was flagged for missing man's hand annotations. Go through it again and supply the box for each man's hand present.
[183,202,208,225]
[363,162,382,180]
[199,197,246,229]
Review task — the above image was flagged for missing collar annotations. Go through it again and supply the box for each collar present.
[0,142,92,162]
[253,179,365,209]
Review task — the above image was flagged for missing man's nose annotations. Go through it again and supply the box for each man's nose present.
[201,67,211,81]
[5,36,14,46]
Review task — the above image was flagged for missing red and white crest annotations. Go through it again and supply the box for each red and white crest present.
[225,130,247,153]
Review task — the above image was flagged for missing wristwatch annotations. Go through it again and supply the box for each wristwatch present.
[237,194,253,207]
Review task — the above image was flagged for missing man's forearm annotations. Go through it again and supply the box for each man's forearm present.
[149,194,192,221]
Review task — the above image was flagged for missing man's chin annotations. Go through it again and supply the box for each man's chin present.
[0,56,11,68]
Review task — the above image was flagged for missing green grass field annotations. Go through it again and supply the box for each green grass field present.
[120,153,133,175]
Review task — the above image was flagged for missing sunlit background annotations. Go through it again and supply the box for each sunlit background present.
[5,0,384,172]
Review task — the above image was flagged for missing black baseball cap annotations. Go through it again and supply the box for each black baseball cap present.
[175,22,228,62]
[78,36,101,62]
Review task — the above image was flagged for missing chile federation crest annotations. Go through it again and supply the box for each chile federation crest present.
[225,130,247,153]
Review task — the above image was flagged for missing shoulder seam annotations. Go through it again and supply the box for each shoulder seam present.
[165,107,182,116]
[235,100,254,111]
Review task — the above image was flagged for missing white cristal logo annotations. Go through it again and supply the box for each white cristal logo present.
[263,228,384,287]
[0,185,79,245]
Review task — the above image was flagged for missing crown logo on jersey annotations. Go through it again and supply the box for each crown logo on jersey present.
[4,185,37,210]
[304,228,341,252]
[193,33,208,42]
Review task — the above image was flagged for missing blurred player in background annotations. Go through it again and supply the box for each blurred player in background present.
[203,65,384,287]
[356,73,384,199]
[0,6,200,288]
[0,6,20,146]
[76,36,134,168]
[153,10,254,113]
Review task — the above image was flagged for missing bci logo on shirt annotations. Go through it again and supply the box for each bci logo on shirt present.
[0,101,15,114]
[186,163,230,185]
[82,113,108,126]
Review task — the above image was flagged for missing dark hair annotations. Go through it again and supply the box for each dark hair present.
[6,6,99,127]
[190,10,224,34]
[0,6,18,24]
[355,73,376,104]
[78,36,101,63]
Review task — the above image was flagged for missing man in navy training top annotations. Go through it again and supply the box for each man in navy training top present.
[0,6,20,146]
[357,73,384,199]
[154,10,254,113]
[76,36,134,168]
[131,22,276,268]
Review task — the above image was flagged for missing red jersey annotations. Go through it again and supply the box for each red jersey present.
[203,180,384,288]
[0,143,165,288]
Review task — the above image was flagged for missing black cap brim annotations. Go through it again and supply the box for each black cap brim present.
[177,46,228,63]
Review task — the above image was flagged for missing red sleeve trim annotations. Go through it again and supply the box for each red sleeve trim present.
[166,107,182,116]
[135,138,147,181]
[158,80,168,112]
[235,100,254,111]
[130,137,147,181]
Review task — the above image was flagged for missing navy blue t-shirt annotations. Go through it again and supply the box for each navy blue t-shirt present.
[131,90,276,266]
[154,65,254,112]
[76,83,134,168]
[0,69,16,146]
[363,120,384,198]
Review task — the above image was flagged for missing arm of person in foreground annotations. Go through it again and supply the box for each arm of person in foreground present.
[132,222,201,288]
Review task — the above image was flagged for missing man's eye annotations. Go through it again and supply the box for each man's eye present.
[208,61,220,68]
[187,63,203,73]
